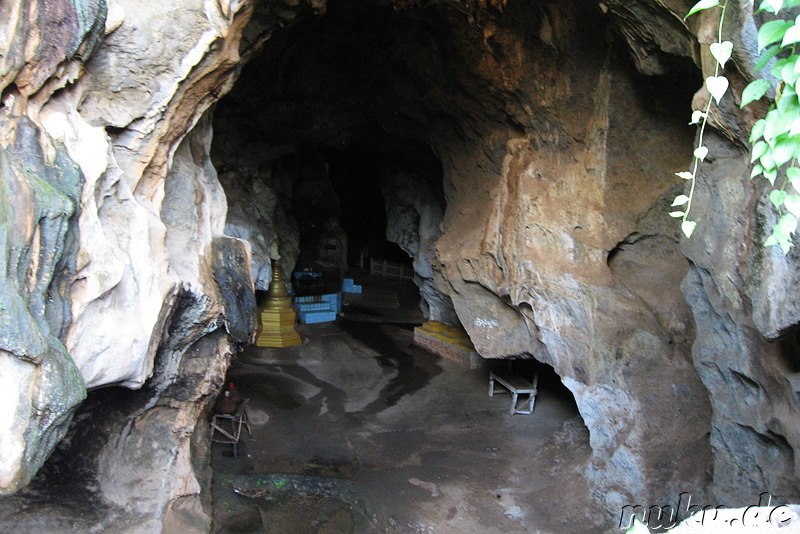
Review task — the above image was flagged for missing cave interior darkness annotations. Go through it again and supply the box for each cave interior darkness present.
[207,0,700,419]
[210,0,698,285]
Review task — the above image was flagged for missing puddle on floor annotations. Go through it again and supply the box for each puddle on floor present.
[216,473,395,534]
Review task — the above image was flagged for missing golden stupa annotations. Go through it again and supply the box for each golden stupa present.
[255,260,303,348]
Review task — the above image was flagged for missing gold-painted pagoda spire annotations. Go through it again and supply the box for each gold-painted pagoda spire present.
[255,260,302,348]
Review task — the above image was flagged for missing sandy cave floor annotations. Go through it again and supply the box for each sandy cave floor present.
[211,285,606,533]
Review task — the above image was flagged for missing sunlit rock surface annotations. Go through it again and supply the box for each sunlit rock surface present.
[1,0,260,528]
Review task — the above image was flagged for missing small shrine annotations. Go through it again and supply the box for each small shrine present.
[255,260,303,348]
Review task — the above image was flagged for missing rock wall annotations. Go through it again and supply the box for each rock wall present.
[0,0,259,530]
[381,166,459,325]
[0,0,106,496]
[0,0,798,530]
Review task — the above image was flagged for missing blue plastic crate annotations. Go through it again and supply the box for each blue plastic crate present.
[298,310,338,324]
[342,279,362,294]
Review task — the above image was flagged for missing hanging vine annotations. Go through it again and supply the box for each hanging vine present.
[679,0,800,254]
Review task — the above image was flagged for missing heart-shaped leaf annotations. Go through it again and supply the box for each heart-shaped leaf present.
[765,168,778,185]
[706,76,729,104]
[672,195,690,206]
[770,189,788,208]
[694,146,709,161]
[785,193,800,217]
[690,110,706,125]
[682,220,697,238]
[777,213,798,235]
[710,41,733,67]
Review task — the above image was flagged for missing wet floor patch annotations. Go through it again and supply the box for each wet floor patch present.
[214,471,396,534]
[212,318,597,533]
[339,322,442,413]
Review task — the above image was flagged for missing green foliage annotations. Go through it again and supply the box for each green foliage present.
[681,0,800,253]
[625,518,651,534]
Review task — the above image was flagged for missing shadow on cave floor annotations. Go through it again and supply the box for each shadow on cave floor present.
[211,285,602,534]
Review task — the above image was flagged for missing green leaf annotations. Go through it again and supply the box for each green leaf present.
[741,79,771,108]
[782,22,800,47]
[788,167,800,190]
[781,61,800,86]
[764,234,780,247]
[778,95,798,119]
[777,212,798,234]
[625,518,652,534]
[750,118,767,142]
[685,0,719,18]
[761,152,777,173]
[754,45,781,72]
[783,109,800,132]
[751,140,769,162]
[762,109,781,143]
[672,195,690,206]
[785,193,800,216]
[760,0,787,15]
[780,240,793,254]
[772,58,791,80]
[675,171,694,180]
[772,137,797,166]
[706,76,729,103]
[770,189,788,208]
[765,167,779,185]
[682,220,698,238]
[759,20,792,49]
[710,41,733,67]
[751,164,764,179]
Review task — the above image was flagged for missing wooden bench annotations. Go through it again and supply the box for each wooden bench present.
[211,398,252,457]
[489,371,539,415]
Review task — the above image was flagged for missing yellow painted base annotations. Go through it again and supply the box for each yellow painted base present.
[255,308,302,348]
[413,321,475,351]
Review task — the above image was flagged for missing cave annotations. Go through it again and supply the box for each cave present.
[2,0,800,533]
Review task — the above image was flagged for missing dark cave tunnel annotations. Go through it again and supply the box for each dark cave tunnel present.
[206,0,589,468]
[207,0,697,379]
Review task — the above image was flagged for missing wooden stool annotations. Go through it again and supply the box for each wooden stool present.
[211,398,252,457]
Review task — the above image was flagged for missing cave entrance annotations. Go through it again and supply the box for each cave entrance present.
[208,0,592,531]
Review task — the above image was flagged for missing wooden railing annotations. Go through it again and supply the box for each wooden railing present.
[369,258,414,281]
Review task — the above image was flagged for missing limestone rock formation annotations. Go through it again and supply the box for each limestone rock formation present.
[0,0,799,531]
[1,0,260,529]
